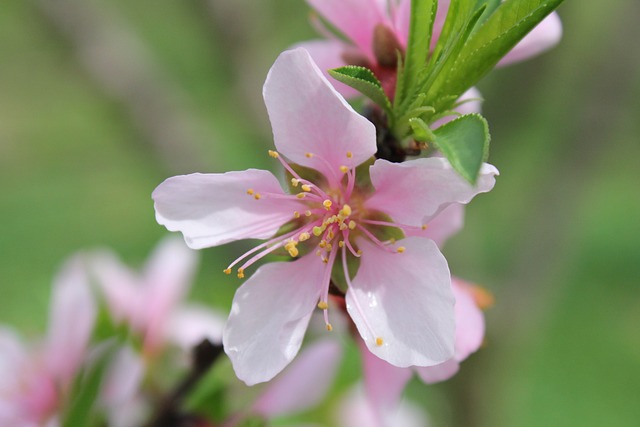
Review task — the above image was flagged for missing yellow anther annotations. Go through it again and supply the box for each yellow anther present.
[313,225,326,236]
[326,324,333,332]
[346,151,353,158]
[356,249,363,256]
[375,337,384,346]
[389,238,396,244]
[316,249,322,256]
[340,223,348,231]
[396,246,406,253]
[322,257,329,264]
[293,211,300,218]
[237,269,245,279]
[317,301,329,310]
[223,268,231,275]
[296,193,306,199]
[268,150,279,158]
[339,165,349,173]
[421,224,428,230]
[340,205,352,217]
[254,193,261,200]
[319,240,326,248]
[305,152,314,158]
[327,230,334,240]
[246,189,255,195]
[288,247,299,257]
[291,178,300,187]
[348,220,357,230]
[301,184,312,192]
[338,240,345,248]
[325,243,333,252]
[323,199,332,210]
[305,210,312,217]
[299,232,310,241]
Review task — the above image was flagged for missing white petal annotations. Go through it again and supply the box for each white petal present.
[165,304,226,350]
[405,203,464,248]
[253,339,341,417]
[366,157,498,227]
[153,170,304,249]
[263,48,377,186]
[346,237,455,367]
[141,236,198,353]
[223,253,328,385]
[498,12,562,66]
[46,255,96,386]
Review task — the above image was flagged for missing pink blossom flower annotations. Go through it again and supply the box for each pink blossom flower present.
[299,0,562,98]
[153,48,498,385]
[90,236,226,358]
[0,257,96,427]
[358,277,487,413]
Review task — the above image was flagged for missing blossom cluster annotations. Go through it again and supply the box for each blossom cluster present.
[2,0,563,425]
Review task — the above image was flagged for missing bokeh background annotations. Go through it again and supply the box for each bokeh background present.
[1,1,639,426]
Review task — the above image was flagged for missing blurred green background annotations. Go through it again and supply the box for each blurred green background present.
[1,1,638,426]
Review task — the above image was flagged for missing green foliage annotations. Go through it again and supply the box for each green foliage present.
[62,344,118,427]
[430,114,490,184]
[427,0,566,110]
[329,66,393,116]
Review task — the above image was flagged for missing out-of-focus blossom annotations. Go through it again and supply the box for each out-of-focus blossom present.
[153,48,497,385]
[0,257,96,427]
[90,236,226,357]
[337,385,429,427]
[301,0,562,98]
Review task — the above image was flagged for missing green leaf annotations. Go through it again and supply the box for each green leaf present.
[432,114,490,184]
[62,343,118,427]
[397,0,436,105]
[328,66,392,116]
[409,117,436,142]
[430,0,565,106]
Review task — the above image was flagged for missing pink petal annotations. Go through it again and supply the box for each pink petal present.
[359,340,412,411]
[45,256,96,386]
[292,39,359,98]
[307,0,388,57]
[253,339,341,417]
[366,157,498,227]
[263,48,377,186]
[414,359,460,384]
[405,203,464,248]
[0,327,25,395]
[141,236,198,353]
[346,237,455,367]
[89,250,141,325]
[451,278,485,361]
[498,12,562,66]
[165,304,226,350]
[153,170,304,249]
[223,253,328,385]
[101,346,144,408]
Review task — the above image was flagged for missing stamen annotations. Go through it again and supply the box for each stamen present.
[339,165,349,173]
[291,178,299,187]
[340,204,352,217]
[361,219,427,233]
[375,337,384,346]
[319,244,339,330]
[299,232,310,241]
[356,224,397,253]
[237,268,245,279]
[305,210,312,217]
[246,189,254,195]
[346,151,353,158]
[223,268,231,275]
[396,246,405,253]
[305,152,314,158]
[323,199,332,210]
[348,220,356,230]
[317,301,329,310]
[326,324,333,332]
[313,225,326,236]
[293,211,300,218]
[254,193,261,200]
[268,150,279,158]
[299,184,310,192]
[296,193,306,199]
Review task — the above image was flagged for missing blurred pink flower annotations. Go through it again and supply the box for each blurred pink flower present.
[153,48,498,385]
[90,236,226,358]
[0,257,96,427]
[299,0,561,99]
